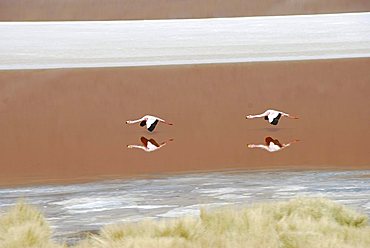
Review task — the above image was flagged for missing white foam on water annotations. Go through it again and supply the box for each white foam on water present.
[158,203,233,218]
[216,194,251,200]
[275,186,308,192]
[120,205,178,210]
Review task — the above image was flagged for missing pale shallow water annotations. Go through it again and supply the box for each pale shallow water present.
[0,170,369,244]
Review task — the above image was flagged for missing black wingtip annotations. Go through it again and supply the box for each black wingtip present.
[147,120,159,132]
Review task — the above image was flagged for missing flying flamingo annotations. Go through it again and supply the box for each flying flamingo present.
[246,109,298,125]
[127,137,173,152]
[126,115,173,132]
[248,137,300,152]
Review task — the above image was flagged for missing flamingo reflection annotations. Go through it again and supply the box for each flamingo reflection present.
[127,137,173,152]
[248,137,299,152]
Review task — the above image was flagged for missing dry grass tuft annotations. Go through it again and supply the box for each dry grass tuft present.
[75,198,370,248]
[0,201,62,248]
[1,198,369,248]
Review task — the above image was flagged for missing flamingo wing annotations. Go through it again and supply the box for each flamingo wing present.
[149,139,160,147]
[140,137,149,146]
[265,137,283,148]
[265,137,274,145]
[147,119,159,132]
[270,113,282,125]
[140,120,146,127]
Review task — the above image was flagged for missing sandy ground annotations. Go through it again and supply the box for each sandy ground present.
[0,58,369,187]
[0,0,369,21]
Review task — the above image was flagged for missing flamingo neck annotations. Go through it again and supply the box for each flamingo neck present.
[127,117,146,124]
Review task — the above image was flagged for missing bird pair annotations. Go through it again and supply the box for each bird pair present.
[125,110,298,152]
[126,109,298,132]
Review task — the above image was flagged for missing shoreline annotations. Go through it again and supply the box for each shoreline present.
[1,166,370,189]
[2,55,370,72]
[1,171,369,245]
[0,56,365,72]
